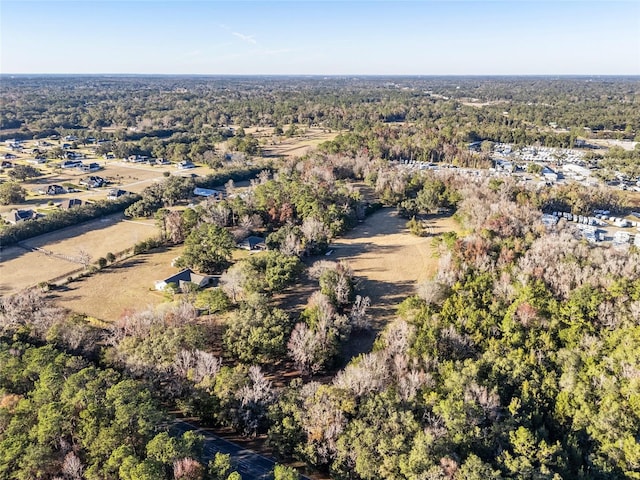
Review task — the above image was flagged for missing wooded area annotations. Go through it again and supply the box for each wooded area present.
[1,75,639,479]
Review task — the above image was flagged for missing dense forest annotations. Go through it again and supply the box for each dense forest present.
[1,76,640,479]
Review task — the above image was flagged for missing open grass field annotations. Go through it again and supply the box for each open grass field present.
[327,208,460,326]
[0,213,157,295]
[260,128,338,159]
[216,125,339,160]
[274,207,462,367]
[50,245,185,322]
[0,245,79,296]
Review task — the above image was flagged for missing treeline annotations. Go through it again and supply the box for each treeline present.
[0,195,140,246]
[2,76,637,149]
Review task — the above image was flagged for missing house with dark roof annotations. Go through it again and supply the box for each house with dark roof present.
[80,176,106,188]
[10,209,37,223]
[64,199,82,209]
[154,268,218,292]
[79,162,102,172]
[60,159,83,169]
[107,189,127,200]
[238,235,266,251]
[46,185,66,195]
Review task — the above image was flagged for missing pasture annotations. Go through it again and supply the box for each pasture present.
[51,246,184,322]
[0,213,157,295]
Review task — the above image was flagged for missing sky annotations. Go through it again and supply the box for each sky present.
[1,0,639,75]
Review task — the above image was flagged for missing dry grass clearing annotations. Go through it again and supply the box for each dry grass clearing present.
[276,207,462,367]
[328,208,460,327]
[0,214,157,294]
[51,246,185,322]
[0,245,78,296]
[262,130,338,157]
[260,127,339,159]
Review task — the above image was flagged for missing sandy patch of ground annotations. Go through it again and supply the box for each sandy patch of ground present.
[51,246,185,322]
[258,127,339,159]
[589,138,638,151]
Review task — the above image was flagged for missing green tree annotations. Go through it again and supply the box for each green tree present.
[176,224,235,274]
[223,305,293,363]
[0,182,27,205]
[195,289,231,314]
[8,165,41,181]
[208,452,232,480]
[273,464,300,480]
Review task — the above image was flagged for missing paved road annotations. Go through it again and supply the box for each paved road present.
[171,420,310,480]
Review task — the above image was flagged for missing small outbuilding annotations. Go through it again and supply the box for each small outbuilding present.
[193,187,222,198]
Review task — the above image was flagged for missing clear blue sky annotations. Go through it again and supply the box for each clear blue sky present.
[1,1,639,75]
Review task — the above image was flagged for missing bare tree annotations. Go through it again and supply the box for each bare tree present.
[349,295,371,330]
[332,351,389,397]
[299,382,346,463]
[381,319,416,358]
[62,452,84,480]
[202,202,231,227]
[301,216,331,244]
[77,248,92,269]
[236,366,275,436]
[173,457,205,480]
[257,169,271,185]
[0,288,66,339]
[239,214,263,232]
[194,350,222,383]
[280,231,303,256]
[220,263,249,303]
[416,281,448,306]
[165,210,186,244]
[288,322,322,375]
[225,179,235,197]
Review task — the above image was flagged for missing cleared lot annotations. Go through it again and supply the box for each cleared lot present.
[257,127,338,159]
[328,208,460,326]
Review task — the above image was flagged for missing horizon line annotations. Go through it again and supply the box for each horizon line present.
[2,73,640,77]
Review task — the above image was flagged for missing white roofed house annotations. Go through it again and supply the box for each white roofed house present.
[193,187,223,199]
[541,166,558,183]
